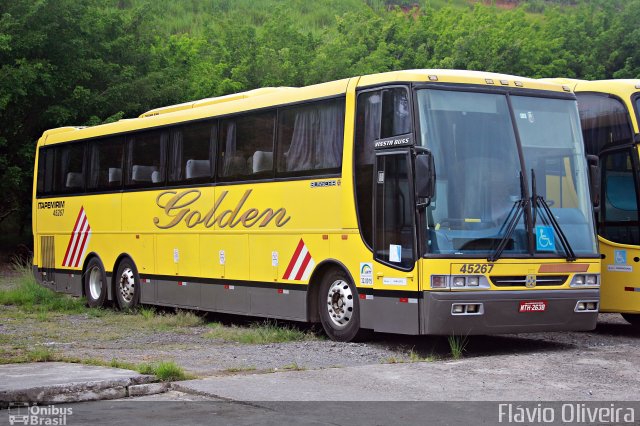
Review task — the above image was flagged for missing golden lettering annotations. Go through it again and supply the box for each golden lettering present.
[153,189,291,230]
[239,208,260,227]
[153,190,201,229]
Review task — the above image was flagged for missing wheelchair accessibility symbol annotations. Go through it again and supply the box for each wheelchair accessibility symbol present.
[536,226,555,251]
[614,249,627,265]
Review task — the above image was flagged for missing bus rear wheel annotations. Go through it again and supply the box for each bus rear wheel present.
[115,258,140,310]
[621,313,640,327]
[84,257,107,308]
[318,269,366,342]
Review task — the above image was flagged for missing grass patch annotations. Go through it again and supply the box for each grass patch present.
[408,347,435,363]
[224,366,257,373]
[147,361,193,381]
[0,261,87,314]
[26,346,56,362]
[278,362,305,371]
[147,310,204,330]
[204,321,315,344]
[448,335,469,360]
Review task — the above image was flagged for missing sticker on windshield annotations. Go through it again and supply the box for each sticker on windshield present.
[536,226,555,251]
[389,245,402,263]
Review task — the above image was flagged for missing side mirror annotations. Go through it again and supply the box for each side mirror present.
[415,150,435,199]
[586,154,600,211]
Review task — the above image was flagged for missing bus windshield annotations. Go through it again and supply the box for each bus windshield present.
[417,89,598,257]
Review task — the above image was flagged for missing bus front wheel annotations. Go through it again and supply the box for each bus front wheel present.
[84,257,108,308]
[115,258,140,310]
[621,313,640,327]
[318,269,365,342]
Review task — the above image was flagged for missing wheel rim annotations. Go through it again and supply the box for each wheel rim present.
[326,279,354,328]
[88,266,103,301]
[119,267,136,304]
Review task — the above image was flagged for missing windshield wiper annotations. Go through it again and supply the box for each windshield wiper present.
[531,169,576,261]
[488,171,529,262]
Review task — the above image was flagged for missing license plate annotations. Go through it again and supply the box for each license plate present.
[519,300,547,313]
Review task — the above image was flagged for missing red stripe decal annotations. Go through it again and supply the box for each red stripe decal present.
[63,208,84,266]
[359,294,366,299]
[68,215,88,267]
[277,289,284,294]
[294,252,312,281]
[399,298,408,303]
[66,215,86,266]
[625,287,637,292]
[283,239,305,279]
[72,222,91,267]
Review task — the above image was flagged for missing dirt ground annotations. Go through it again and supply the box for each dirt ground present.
[1,268,639,379]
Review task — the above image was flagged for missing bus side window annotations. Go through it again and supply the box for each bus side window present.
[53,142,86,193]
[168,121,216,183]
[125,130,168,187]
[276,98,345,176]
[218,112,275,181]
[87,137,124,190]
[354,87,411,249]
[37,147,55,196]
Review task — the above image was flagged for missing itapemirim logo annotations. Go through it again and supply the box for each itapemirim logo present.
[7,403,73,425]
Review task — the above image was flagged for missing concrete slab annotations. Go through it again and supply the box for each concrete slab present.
[0,362,156,406]
[173,349,640,401]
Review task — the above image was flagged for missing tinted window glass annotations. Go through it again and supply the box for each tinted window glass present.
[576,93,633,155]
[88,138,124,190]
[375,153,414,268]
[36,148,55,195]
[218,112,275,180]
[276,98,345,175]
[355,88,410,248]
[600,149,640,245]
[54,143,85,193]
[169,121,216,183]
[126,130,168,187]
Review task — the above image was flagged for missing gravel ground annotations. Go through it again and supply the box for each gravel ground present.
[1,266,639,379]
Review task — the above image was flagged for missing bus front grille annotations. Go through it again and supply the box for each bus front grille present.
[490,275,568,287]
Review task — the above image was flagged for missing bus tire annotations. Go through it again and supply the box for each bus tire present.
[114,258,140,310]
[318,269,365,342]
[621,313,640,327]
[84,257,108,308]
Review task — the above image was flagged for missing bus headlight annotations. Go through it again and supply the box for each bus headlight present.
[452,276,466,287]
[570,274,599,287]
[431,275,449,289]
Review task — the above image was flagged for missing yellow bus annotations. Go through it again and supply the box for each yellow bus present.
[32,70,601,341]
[553,79,640,326]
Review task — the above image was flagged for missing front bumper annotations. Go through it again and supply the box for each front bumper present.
[421,289,599,335]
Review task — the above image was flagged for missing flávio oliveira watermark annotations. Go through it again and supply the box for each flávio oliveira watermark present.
[7,403,73,425]
[498,403,635,424]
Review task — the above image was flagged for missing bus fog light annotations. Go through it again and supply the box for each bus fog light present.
[577,302,585,311]
[586,302,597,310]
[452,276,465,287]
[467,276,479,286]
[574,275,585,285]
[452,304,464,314]
[431,276,449,289]
[467,304,479,313]
[585,275,598,285]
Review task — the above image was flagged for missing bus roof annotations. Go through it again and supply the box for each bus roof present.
[39,69,571,147]
[545,78,640,100]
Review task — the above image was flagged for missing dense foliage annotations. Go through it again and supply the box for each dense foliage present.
[1,0,639,234]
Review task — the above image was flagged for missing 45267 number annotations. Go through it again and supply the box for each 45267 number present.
[459,264,494,274]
